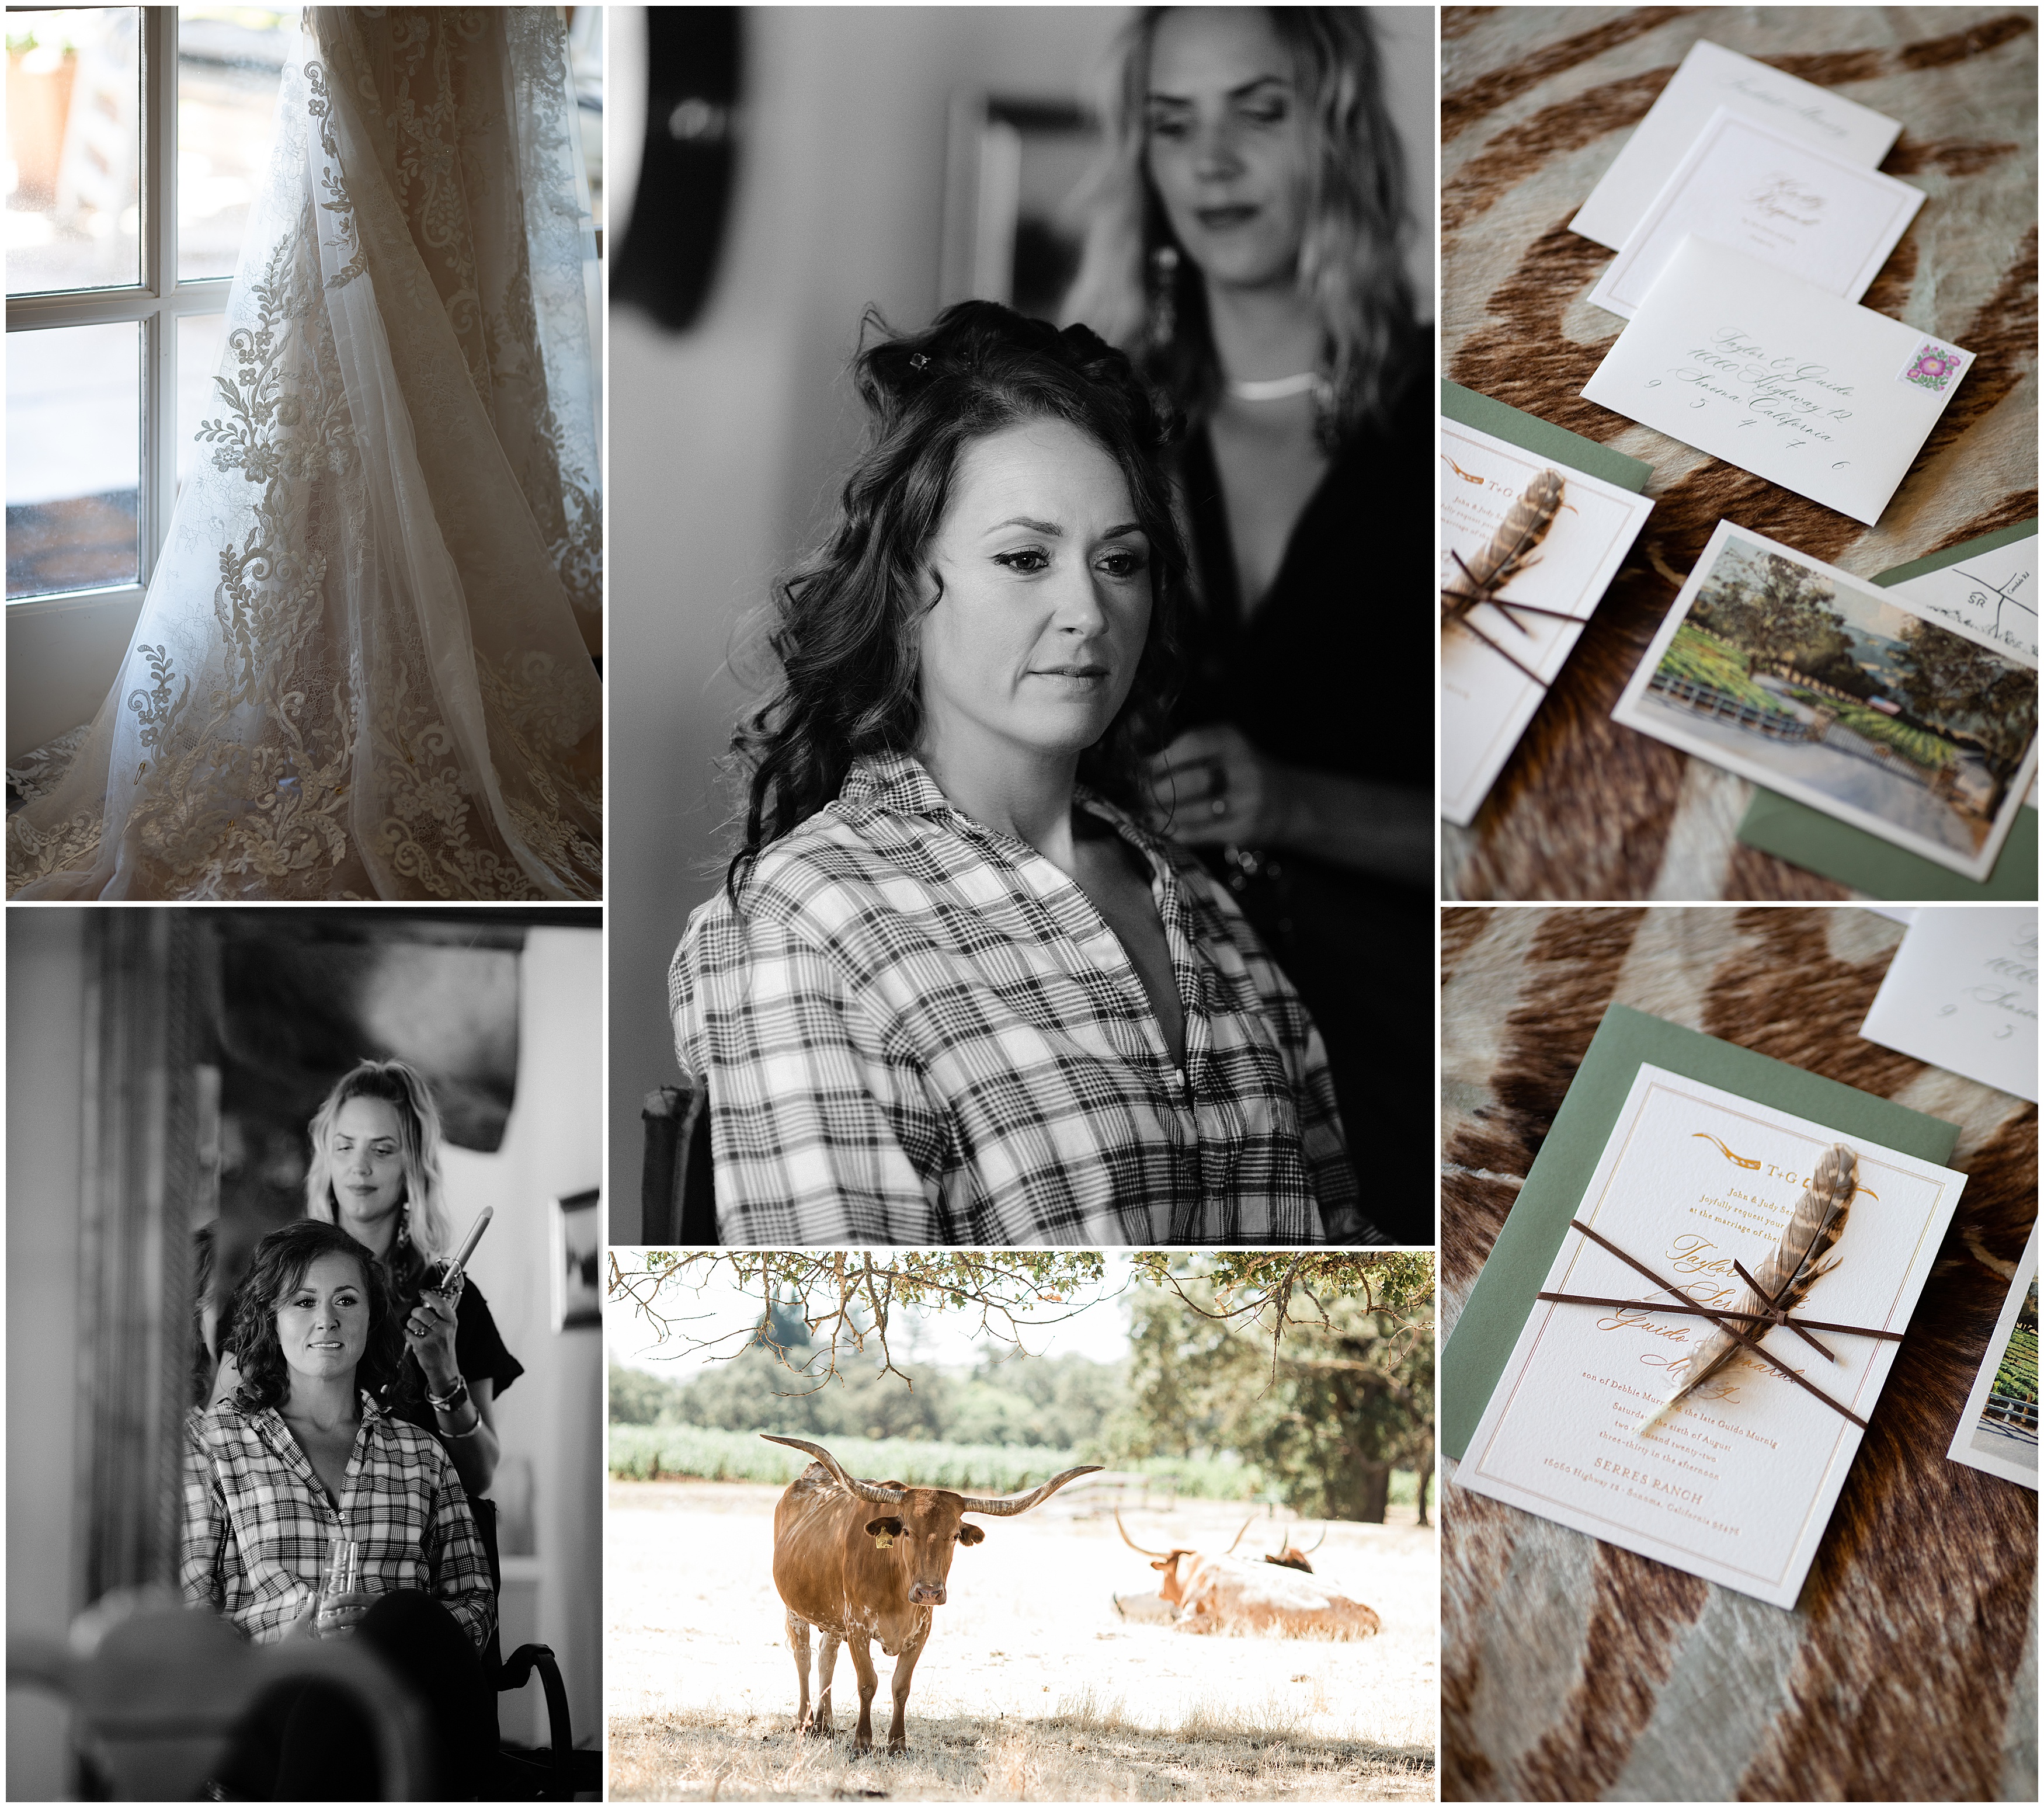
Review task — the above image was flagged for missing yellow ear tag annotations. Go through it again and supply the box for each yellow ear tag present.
[874,1531,894,1549]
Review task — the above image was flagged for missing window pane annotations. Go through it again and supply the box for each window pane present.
[177,6,294,282]
[5,9,143,296]
[6,321,141,599]
[176,309,228,496]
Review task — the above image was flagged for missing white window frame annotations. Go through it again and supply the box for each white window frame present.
[6,6,242,752]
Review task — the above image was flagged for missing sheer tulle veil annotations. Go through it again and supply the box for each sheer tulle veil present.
[8,8,602,899]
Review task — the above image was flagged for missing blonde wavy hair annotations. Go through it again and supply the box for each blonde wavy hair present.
[303,1058,452,1262]
[1063,6,1417,439]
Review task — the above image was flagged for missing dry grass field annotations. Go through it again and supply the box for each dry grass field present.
[607,1479,1437,1802]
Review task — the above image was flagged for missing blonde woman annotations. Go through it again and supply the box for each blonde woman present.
[1066,8,1430,1236]
[214,1060,522,1504]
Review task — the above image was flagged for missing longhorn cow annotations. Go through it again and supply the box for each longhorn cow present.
[764,1434,1100,1753]
[1113,1511,1381,1637]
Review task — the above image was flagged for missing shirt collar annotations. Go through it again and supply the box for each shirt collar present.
[838,749,1172,861]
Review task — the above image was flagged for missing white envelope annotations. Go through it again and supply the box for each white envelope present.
[1456,1064,1967,1609]
[1590,109,1924,320]
[1859,906,2039,1103]
[1572,38,1901,252]
[1581,238,1974,526]
[1440,420,1657,826]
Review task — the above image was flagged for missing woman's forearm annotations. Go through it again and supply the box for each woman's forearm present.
[1275,766,1433,886]
[436,1377,499,1498]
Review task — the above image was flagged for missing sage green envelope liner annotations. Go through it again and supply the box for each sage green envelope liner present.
[1441,1002,1961,1461]
[1740,794,2038,900]
[1441,380,1653,492]
[1734,517,2040,900]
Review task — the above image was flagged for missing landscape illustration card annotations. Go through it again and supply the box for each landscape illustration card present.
[1441,416,1657,826]
[1736,522,2041,899]
[1612,521,2039,883]
[1859,906,2038,1101]
[1948,1224,2038,1490]
[1588,110,1924,320]
[1570,37,1901,252]
[1582,239,1975,526]
[1456,1063,1967,1609]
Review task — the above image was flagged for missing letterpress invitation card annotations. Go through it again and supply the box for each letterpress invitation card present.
[1456,1064,1966,1608]
[1570,39,1902,251]
[1440,418,1657,825]
[1588,110,1924,321]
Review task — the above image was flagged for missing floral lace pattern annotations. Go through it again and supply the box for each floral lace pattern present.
[7,8,600,900]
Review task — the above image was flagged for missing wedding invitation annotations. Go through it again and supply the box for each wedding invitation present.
[1441,415,1657,825]
[1612,521,2039,882]
[1570,39,1902,252]
[1588,110,1924,320]
[1443,1004,1960,1465]
[1582,239,1975,526]
[1859,906,2038,1102]
[1456,1063,1967,1608]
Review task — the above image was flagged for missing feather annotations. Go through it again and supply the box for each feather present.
[1442,466,1566,613]
[1638,1142,1859,1437]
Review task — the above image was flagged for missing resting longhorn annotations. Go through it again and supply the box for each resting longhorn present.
[1113,1510,1381,1638]
[764,1434,1101,1753]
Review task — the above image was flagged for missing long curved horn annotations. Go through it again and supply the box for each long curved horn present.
[1113,1508,1172,1557]
[1225,1515,1256,1555]
[1301,1524,1327,1554]
[760,1434,903,1505]
[958,1463,1102,1517]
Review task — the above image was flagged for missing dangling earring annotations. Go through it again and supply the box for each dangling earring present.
[1148,244,1179,352]
[395,1199,412,1254]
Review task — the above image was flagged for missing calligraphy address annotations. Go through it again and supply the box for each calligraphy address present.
[1646,328,1857,460]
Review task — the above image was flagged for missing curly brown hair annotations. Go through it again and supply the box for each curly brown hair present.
[725,299,1187,899]
[228,1221,405,1414]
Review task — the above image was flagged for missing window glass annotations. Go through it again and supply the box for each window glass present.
[6,321,142,599]
[5,8,143,296]
[176,309,228,495]
[176,6,294,282]
[567,5,603,230]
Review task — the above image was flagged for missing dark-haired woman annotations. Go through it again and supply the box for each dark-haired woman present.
[672,300,1380,1247]
[211,1059,523,1508]
[1068,8,1430,1241]
[182,1219,493,1796]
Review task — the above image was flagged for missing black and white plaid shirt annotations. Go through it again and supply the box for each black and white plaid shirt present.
[670,752,1373,1244]
[181,1392,495,1651]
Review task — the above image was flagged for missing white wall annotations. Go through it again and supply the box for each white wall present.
[443,925,604,1747]
[606,6,1437,1199]
[6,911,87,1799]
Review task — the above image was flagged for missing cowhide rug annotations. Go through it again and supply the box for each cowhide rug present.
[1441,906,2038,1801]
[1442,6,2038,900]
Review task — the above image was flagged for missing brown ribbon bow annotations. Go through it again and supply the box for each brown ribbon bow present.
[1537,1218,1903,1431]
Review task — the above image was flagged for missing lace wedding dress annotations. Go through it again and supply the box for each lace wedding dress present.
[8,8,602,899]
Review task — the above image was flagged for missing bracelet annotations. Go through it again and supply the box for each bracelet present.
[426,1376,469,1413]
[446,1406,485,1440]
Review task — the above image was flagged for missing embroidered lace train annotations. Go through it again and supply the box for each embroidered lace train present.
[8,8,602,899]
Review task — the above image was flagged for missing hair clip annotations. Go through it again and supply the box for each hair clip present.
[909,353,929,371]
